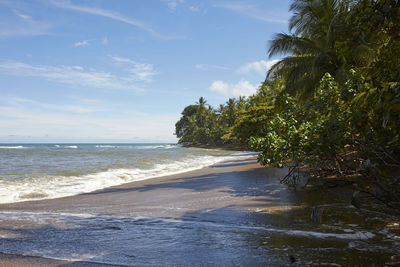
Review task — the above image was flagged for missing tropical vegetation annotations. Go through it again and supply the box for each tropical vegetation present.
[175,0,400,211]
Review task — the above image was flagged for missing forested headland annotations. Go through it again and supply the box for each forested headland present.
[175,0,400,212]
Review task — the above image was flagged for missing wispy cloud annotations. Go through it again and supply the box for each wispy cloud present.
[209,80,258,97]
[188,5,206,14]
[0,24,50,38]
[13,10,31,20]
[214,3,288,24]
[0,95,178,141]
[0,9,51,38]
[188,6,200,12]
[163,0,185,13]
[49,0,183,39]
[208,60,278,97]
[101,36,108,45]
[0,104,178,142]
[0,60,156,91]
[195,64,231,71]
[74,40,88,47]
[110,56,157,83]
[4,97,106,114]
[237,59,280,75]
[166,1,177,13]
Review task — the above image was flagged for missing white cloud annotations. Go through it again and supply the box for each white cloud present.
[0,59,156,91]
[210,80,229,95]
[49,0,182,39]
[195,64,230,71]
[101,36,108,45]
[0,96,178,142]
[237,59,279,75]
[167,1,177,12]
[210,80,257,97]
[50,1,147,29]
[0,105,178,142]
[164,0,185,13]
[13,10,31,20]
[214,3,288,24]
[0,25,50,38]
[110,56,157,82]
[0,9,51,38]
[74,40,88,47]
[5,96,105,114]
[71,65,83,70]
[188,6,200,12]
[188,5,206,13]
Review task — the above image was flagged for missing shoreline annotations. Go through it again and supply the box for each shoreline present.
[0,156,272,214]
[0,156,397,266]
[0,156,288,265]
[182,143,249,151]
[0,149,257,205]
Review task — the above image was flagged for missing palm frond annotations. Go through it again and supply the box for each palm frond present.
[268,55,318,97]
[268,33,321,58]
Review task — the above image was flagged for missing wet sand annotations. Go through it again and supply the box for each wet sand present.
[0,157,288,266]
[0,157,288,217]
[0,157,398,266]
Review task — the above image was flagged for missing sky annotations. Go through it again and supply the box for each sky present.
[0,0,292,143]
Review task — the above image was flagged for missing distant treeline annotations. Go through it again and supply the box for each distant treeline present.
[175,0,400,211]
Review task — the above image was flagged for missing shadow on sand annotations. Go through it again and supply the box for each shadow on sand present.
[0,160,396,266]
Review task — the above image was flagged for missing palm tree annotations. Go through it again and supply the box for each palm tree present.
[267,0,351,98]
[195,97,208,127]
[196,97,207,109]
[226,98,237,127]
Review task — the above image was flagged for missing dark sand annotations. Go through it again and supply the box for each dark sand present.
[0,157,397,266]
[0,157,292,266]
[0,157,288,217]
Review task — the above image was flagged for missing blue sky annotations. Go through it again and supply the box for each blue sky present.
[0,0,291,143]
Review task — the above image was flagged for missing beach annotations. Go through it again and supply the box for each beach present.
[1,0,399,265]
[0,157,398,266]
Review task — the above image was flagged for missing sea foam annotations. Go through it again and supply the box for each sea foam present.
[0,146,24,149]
[0,152,256,204]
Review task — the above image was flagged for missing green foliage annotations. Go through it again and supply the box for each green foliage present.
[250,74,351,167]
[175,0,400,209]
[267,0,351,98]
[175,82,282,147]
[252,70,399,168]
[175,99,223,145]
[230,105,275,146]
[249,93,308,167]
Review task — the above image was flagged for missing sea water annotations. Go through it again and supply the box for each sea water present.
[0,144,399,265]
[0,143,252,203]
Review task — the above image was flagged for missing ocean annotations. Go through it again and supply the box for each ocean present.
[0,144,397,266]
[0,143,252,204]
